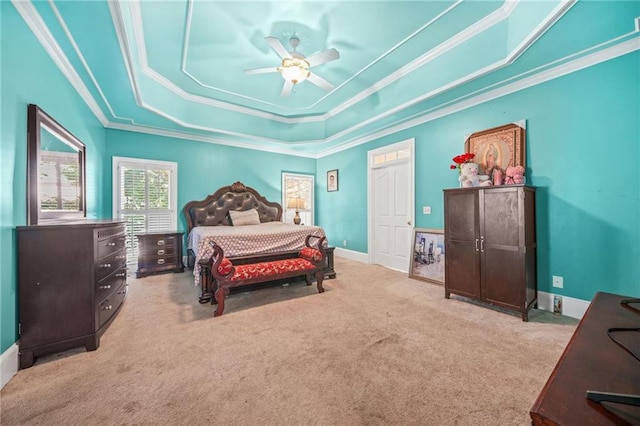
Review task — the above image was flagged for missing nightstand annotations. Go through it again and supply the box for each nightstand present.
[136,231,184,278]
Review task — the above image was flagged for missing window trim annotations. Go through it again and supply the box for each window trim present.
[281,172,315,226]
[112,156,178,229]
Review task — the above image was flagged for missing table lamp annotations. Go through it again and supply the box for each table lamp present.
[287,197,305,225]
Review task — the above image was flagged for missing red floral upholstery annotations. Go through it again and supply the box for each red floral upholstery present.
[299,247,323,263]
[217,257,233,275]
[230,258,315,281]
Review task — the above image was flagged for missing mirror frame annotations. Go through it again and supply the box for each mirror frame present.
[27,104,86,225]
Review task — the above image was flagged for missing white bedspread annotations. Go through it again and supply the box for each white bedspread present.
[188,223,326,283]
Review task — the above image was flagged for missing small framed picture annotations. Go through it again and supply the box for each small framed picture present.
[327,169,339,192]
[409,228,445,285]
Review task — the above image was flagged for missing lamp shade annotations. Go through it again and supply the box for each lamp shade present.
[279,58,310,84]
[287,197,305,209]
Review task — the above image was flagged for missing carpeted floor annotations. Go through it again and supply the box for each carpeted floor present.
[0,257,578,425]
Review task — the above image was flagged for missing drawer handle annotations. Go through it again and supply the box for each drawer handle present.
[157,240,165,246]
[115,273,126,277]
[116,255,126,259]
[157,259,165,265]
[100,263,112,268]
[99,285,112,290]
[106,242,116,247]
[102,305,113,311]
[157,249,165,255]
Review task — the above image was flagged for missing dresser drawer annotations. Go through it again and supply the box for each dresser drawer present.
[96,228,126,260]
[96,266,127,300]
[98,282,127,329]
[95,249,127,282]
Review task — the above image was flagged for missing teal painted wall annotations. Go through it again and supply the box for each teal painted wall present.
[318,51,640,302]
[2,0,639,361]
[103,131,317,233]
[1,3,108,353]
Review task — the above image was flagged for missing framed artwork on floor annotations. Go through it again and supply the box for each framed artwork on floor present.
[327,169,338,192]
[409,228,445,285]
[465,122,526,174]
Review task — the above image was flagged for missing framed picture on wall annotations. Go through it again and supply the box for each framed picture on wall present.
[409,228,445,285]
[327,169,339,192]
[464,122,526,174]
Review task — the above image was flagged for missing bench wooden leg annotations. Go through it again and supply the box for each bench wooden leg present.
[316,271,324,293]
[305,274,312,286]
[214,286,230,317]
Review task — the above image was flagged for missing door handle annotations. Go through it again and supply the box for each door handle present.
[407,220,411,225]
[480,237,485,252]
[475,239,479,252]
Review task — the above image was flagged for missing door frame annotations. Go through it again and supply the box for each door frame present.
[367,138,415,267]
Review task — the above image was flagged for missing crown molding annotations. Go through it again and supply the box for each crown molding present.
[12,0,109,126]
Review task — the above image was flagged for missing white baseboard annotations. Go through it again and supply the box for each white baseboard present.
[1,343,19,389]
[334,247,369,264]
[537,291,589,320]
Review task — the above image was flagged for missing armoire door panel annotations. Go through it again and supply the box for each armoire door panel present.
[482,248,522,308]
[445,241,480,299]
[482,190,519,246]
[445,191,478,242]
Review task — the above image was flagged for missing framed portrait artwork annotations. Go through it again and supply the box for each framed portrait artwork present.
[327,169,338,192]
[464,122,526,174]
[409,228,445,285]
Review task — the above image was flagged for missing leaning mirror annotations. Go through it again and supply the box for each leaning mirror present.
[27,104,86,225]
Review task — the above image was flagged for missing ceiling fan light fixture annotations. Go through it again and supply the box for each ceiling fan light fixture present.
[278,57,310,84]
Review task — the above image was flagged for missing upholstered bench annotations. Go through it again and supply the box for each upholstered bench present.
[206,235,326,316]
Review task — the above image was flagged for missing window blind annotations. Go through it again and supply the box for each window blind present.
[115,159,176,265]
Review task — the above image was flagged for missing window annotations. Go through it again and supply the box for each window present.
[113,157,177,264]
[40,151,81,211]
[282,173,314,226]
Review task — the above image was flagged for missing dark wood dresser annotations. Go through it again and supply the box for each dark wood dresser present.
[443,185,537,321]
[531,292,640,425]
[17,220,127,369]
[136,231,184,278]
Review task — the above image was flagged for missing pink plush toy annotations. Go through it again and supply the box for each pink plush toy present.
[504,165,525,184]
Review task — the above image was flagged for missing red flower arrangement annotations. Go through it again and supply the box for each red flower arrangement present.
[450,153,475,172]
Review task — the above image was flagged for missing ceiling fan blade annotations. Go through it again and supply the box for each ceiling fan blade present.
[305,48,340,67]
[281,80,294,97]
[306,72,335,91]
[265,36,292,60]
[244,66,279,75]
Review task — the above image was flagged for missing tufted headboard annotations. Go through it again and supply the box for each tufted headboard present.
[182,181,283,235]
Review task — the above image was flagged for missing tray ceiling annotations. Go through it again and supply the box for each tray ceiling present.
[12,0,640,157]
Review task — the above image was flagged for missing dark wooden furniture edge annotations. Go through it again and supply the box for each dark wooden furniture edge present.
[530,292,640,425]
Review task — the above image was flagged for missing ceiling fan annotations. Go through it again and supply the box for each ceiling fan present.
[244,36,340,97]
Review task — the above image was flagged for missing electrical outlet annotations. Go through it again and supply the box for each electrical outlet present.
[343,240,347,247]
[552,275,563,288]
[553,295,563,315]
[422,206,431,215]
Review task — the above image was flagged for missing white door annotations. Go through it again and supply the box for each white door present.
[372,160,412,272]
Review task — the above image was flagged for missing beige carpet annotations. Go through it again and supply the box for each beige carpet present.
[1,257,577,425]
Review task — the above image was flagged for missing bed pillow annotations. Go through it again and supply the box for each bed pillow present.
[228,209,260,226]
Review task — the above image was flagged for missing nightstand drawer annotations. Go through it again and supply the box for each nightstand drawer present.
[139,234,178,249]
[141,245,178,258]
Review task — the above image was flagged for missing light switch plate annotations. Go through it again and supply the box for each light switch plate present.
[422,206,431,214]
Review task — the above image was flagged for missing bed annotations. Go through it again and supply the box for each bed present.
[182,182,333,297]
